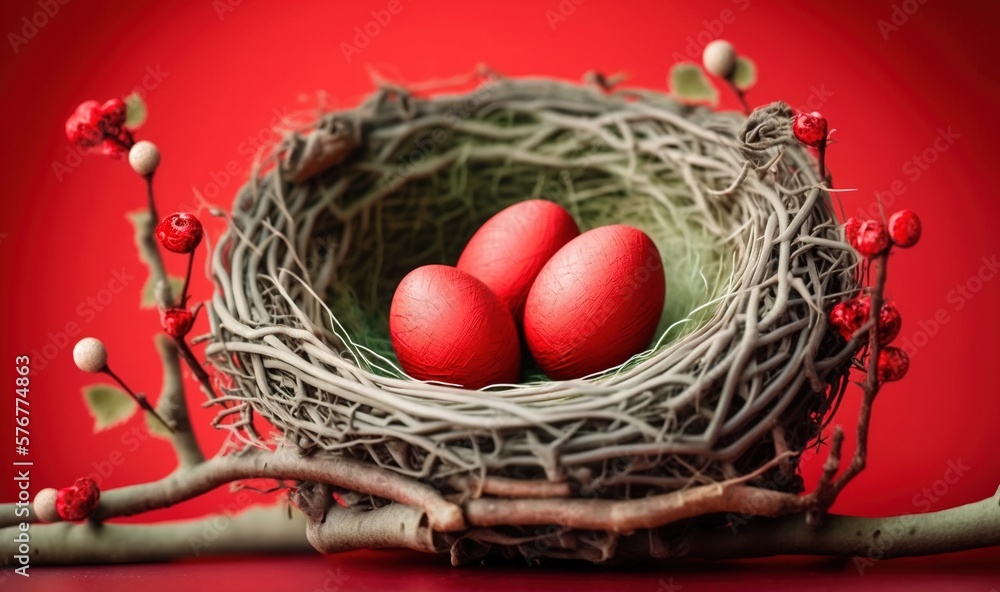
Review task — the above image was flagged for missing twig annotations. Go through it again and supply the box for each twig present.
[102,366,174,433]
[806,252,888,523]
[153,334,205,468]
[173,338,219,402]
[134,210,174,309]
[144,173,158,224]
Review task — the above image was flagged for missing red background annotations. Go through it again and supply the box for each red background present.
[1,0,998,584]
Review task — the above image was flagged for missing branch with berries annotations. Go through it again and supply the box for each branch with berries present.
[2,77,999,567]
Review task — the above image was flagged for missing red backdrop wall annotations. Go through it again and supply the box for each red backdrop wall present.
[1,0,998,530]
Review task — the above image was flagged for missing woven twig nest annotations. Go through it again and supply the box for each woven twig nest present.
[207,74,857,563]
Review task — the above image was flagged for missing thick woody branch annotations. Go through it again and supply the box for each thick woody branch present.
[670,490,1000,561]
[307,503,436,554]
[88,446,465,533]
[0,505,310,564]
[465,483,807,532]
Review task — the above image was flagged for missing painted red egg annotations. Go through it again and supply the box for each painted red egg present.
[457,200,580,324]
[389,265,520,389]
[524,225,665,380]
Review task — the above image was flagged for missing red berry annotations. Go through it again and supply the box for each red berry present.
[55,477,100,521]
[98,97,128,135]
[156,213,204,254]
[65,98,133,158]
[888,210,921,248]
[160,308,195,338]
[876,300,902,345]
[877,346,909,383]
[851,296,902,345]
[792,111,828,148]
[829,296,870,341]
[844,217,861,249]
[854,220,889,257]
[829,301,853,340]
[65,100,104,148]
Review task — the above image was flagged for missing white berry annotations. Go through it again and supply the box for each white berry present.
[703,40,737,79]
[73,337,108,373]
[33,488,61,523]
[128,140,161,176]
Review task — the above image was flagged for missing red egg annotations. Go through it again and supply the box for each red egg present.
[389,265,520,389]
[524,225,665,380]
[457,200,580,324]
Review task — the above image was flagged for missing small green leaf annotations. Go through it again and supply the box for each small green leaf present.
[732,56,757,91]
[669,63,718,105]
[128,210,153,264]
[124,93,147,129]
[140,275,185,309]
[83,384,138,432]
[146,410,172,440]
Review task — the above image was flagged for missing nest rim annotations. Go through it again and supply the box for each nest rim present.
[206,74,858,500]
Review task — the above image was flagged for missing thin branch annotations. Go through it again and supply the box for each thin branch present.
[807,252,889,523]
[134,210,173,309]
[144,173,158,225]
[173,338,219,402]
[103,366,174,433]
[154,334,205,468]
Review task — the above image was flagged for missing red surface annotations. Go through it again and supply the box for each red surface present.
[1,0,999,582]
[10,550,1000,591]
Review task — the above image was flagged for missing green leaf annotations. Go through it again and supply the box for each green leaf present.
[124,92,147,129]
[140,274,185,309]
[83,384,138,432]
[146,410,172,440]
[732,56,757,91]
[128,210,152,263]
[669,63,718,105]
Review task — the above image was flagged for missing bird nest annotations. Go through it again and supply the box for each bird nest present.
[206,74,858,563]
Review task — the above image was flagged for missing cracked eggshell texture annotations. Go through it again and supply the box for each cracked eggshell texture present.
[524,225,666,381]
[389,265,520,390]
[457,200,580,325]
